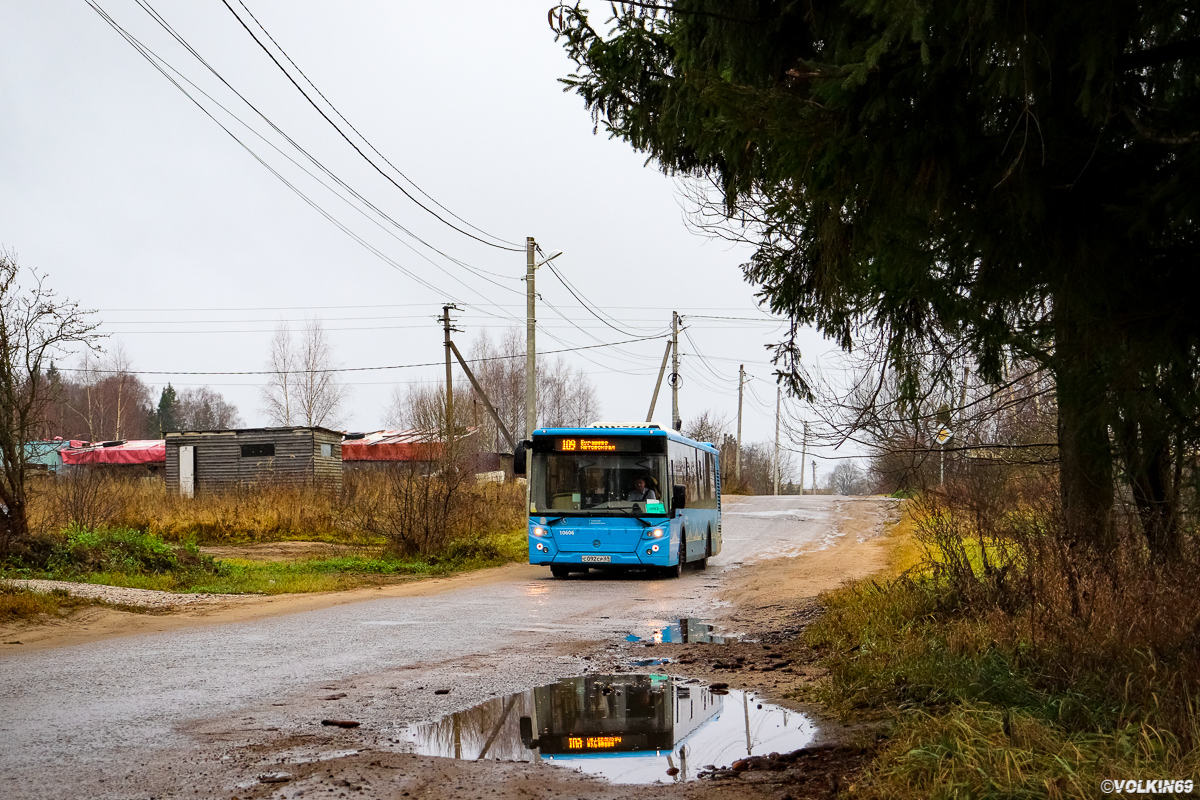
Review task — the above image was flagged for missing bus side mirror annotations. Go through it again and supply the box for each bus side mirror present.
[672,484,687,513]
[519,716,538,749]
[514,441,530,475]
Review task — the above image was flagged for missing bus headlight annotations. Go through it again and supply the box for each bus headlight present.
[532,527,547,537]
[644,528,664,539]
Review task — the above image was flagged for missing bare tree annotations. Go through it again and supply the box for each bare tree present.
[829,461,869,495]
[261,323,297,425]
[175,386,242,430]
[684,409,729,445]
[295,320,348,428]
[386,379,472,435]
[65,344,154,441]
[390,328,601,452]
[261,320,348,428]
[0,251,101,555]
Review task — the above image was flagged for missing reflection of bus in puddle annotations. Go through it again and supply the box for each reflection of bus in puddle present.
[624,618,728,644]
[519,674,722,757]
[401,673,815,784]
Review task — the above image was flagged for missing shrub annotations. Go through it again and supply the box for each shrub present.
[45,525,217,577]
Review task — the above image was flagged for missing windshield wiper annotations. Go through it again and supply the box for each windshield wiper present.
[611,509,654,527]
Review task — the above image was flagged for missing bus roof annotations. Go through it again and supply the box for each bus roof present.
[532,426,719,454]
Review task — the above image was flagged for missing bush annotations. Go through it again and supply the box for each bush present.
[44,525,217,577]
[343,467,525,557]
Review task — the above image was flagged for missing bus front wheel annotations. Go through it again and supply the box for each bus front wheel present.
[695,529,711,571]
[550,564,572,578]
[661,532,685,579]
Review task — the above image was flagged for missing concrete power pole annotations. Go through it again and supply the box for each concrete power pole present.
[799,421,808,495]
[439,304,459,445]
[525,237,536,440]
[812,460,817,494]
[735,365,744,482]
[773,385,781,495]
[670,311,681,431]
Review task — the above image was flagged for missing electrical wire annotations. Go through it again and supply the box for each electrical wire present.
[56,332,671,376]
[231,0,522,253]
[680,326,736,385]
[541,257,667,338]
[218,0,522,252]
[124,0,523,301]
[86,1,472,308]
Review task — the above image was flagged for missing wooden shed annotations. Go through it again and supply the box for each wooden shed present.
[164,427,342,496]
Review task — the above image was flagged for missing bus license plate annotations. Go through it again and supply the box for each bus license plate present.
[581,555,611,563]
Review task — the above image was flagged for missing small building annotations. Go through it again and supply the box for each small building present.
[340,429,446,469]
[163,427,343,497]
[341,428,512,478]
[60,439,167,478]
[22,439,79,474]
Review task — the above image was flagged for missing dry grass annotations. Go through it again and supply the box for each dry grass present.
[0,584,102,622]
[24,470,527,553]
[804,470,1200,799]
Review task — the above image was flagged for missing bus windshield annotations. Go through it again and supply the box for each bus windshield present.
[530,452,669,515]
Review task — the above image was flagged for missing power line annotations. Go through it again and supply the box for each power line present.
[87,2,472,308]
[217,0,521,252]
[540,254,668,338]
[230,0,522,252]
[93,302,778,313]
[118,0,523,303]
[56,332,670,376]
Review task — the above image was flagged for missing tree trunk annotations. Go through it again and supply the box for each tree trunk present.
[1053,297,1115,552]
[1120,411,1181,561]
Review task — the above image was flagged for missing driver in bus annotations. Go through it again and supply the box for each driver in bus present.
[627,476,658,502]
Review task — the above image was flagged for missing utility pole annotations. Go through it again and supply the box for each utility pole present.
[773,385,781,495]
[736,365,744,481]
[670,311,681,431]
[811,460,817,494]
[525,237,536,439]
[439,304,459,445]
[799,421,808,495]
[646,338,673,423]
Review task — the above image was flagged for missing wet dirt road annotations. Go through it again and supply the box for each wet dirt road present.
[0,495,888,800]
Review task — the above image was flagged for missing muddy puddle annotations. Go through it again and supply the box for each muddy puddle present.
[624,617,732,644]
[398,673,816,784]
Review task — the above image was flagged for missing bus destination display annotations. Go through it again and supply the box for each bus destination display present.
[554,437,640,453]
[567,735,623,750]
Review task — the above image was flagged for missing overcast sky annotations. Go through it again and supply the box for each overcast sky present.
[0,1,854,480]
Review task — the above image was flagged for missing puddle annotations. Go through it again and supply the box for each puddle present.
[624,618,731,644]
[399,674,816,783]
[627,658,672,667]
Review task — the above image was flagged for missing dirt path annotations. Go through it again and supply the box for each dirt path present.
[0,562,548,652]
[1,496,902,800]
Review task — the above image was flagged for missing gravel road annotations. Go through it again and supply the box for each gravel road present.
[0,495,888,800]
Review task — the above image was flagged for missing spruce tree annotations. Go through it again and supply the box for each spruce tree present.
[157,383,178,437]
[555,0,1200,556]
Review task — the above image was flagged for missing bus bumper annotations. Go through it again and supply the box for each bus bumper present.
[528,537,678,567]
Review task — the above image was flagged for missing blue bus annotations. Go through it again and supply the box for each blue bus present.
[515,424,721,578]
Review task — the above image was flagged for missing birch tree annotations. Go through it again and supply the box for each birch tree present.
[261,320,347,428]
